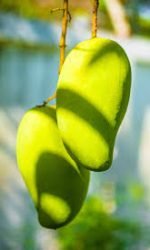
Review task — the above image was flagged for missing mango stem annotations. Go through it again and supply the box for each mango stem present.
[45,0,69,104]
[92,0,99,38]
[59,0,69,74]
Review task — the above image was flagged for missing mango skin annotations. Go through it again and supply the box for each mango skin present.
[56,38,131,171]
[16,106,90,229]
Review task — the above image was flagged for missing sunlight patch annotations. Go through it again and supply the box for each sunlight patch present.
[41,194,71,223]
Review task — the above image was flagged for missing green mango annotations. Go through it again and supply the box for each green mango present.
[16,105,90,229]
[56,38,131,171]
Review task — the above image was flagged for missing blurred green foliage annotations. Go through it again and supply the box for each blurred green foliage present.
[58,195,149,250]
[0,0,94,20]
[0,0,149,36]
[0,0,50,20]
[125,0,150,36]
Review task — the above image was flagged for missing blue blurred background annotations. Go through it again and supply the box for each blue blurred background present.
[0,0,150,249]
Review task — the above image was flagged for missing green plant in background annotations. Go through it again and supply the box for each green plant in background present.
[0,0,35,17]
[126,0,150,37]
[0,0,149,37]
[58,195,146,250]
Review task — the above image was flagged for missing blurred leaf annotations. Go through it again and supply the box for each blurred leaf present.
[128,182,145,202]
[58,195,146,250]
